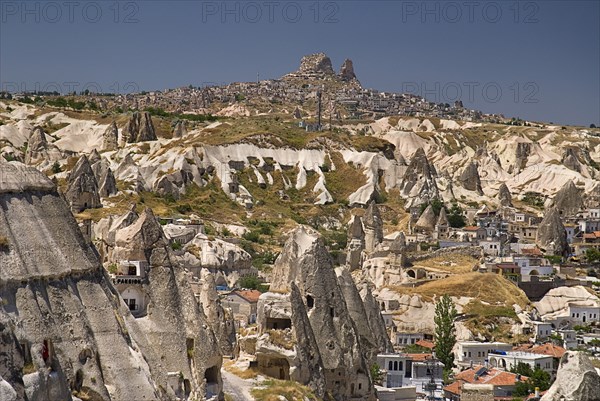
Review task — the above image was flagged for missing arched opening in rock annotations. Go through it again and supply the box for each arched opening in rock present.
[380,302,386,311]
[266,317,291,330]
[306,295,314,309]
[204,366,219,398]
[257,355,290,380]
[183,379,191,398]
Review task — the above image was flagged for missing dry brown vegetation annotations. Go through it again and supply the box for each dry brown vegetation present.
[251,379,321,401]
[267,330,295,350]
[413,254,479,274]
[389,272,530,308]
[222,359,260,379]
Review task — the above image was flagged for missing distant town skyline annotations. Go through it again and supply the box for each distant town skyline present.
[1,0,598,126]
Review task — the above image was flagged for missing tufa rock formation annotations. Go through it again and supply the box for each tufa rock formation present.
[536,208,569,256]
[549,180,583,217]
[363,201,384,252]
[121,112,157,144]
[172,121,187,138]
[415,204,437,233]
[561,148,582,172]
[198,269,237,356]
[65,155,101,213]
[399,147,439,208]
[24,127,62,165]
[111,207,224,400]
[102,121,119,151]
[540,351,600,401]
[459,161,484,195]
[336,268,393,360]
[266,226,377,400]
[0,161,222,401]
[497,183,513,207]
[98,167,118,198]
[346,215,365,270]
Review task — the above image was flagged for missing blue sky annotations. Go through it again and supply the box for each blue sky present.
[1,0,598,126]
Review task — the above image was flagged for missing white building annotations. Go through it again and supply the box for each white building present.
[112,260,149,318]
[395,332,424,347]
[568,303,600,324]
[455,341,512,368]
[488,351,554,375]
[480,240,501,256]
[513,256,553,277]
[554,329,578,349]
[531,321,553,343]
[377,353,406,388]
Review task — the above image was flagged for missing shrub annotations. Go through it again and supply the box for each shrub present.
[242,230,261,243]
[176,203,193,214]
[171,242,182,251]
[0,236,9,251]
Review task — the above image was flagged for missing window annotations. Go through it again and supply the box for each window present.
[394,361,398,371]
[389,361,393,371]
[358,383,362,390]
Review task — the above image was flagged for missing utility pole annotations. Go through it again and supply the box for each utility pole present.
[317,90,322,130]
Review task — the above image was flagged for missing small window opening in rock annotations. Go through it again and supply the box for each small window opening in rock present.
[306,295,314,309]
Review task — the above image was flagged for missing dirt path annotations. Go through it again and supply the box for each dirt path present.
[221,369,255,401]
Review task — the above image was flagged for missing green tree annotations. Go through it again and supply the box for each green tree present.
[420,198,444,217]
[511,363,551,396]
[434,294,457,373]
[586,248,600,263]
[370,363,384,386]
[52,161,62,174]
[447,203,466,228]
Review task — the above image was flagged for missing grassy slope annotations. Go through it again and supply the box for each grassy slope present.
[389,272,529,308]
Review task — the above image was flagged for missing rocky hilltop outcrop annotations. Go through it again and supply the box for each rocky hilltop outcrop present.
[541,351,600,401]
[339,59,358,82]
[121,112,157,144]
[0,161,223,401]
[296,53,335,76]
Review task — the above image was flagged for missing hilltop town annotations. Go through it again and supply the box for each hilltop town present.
[0,53,599,401]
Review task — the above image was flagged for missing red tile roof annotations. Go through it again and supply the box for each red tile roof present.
[416,339,435,349]
[233,289,262,303]
[522,248,543,256]
[443,381,461,395]
[454,366,528,387]
[514,343,566,358]
[406,353,432,362]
